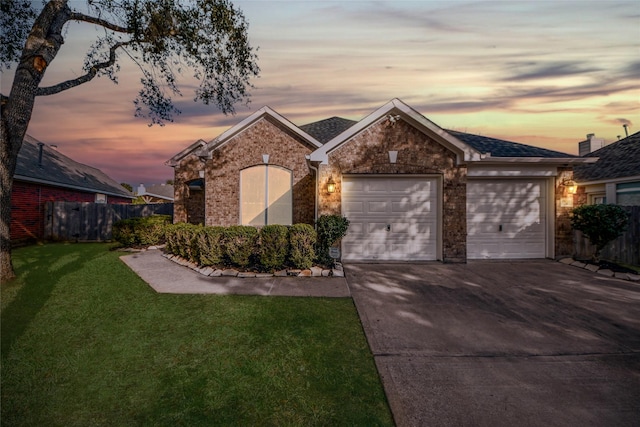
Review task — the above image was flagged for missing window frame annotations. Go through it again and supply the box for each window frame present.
[240,165,293,226]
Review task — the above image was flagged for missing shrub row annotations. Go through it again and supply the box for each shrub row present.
[114,215,350,271]
[163,223,317,271]
[112,215,171,247]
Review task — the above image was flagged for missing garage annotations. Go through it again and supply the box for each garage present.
[341,176,438,261]
[467,179,547,259]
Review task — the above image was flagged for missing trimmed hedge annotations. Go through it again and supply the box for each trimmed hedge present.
[289,224,317,270]
[259,225,290,270]
[113,215,171,247]
[223,226,259,268]
[197,226,225,266]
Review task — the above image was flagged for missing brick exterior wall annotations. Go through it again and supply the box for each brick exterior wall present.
[173,117,316,226]
[10,180,131,241]
[317,118,467,263]
[173,153,206,224]
[555,167,576,258]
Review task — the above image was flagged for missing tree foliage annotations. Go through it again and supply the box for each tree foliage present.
[0,0,259,280]
[571,204,629,261]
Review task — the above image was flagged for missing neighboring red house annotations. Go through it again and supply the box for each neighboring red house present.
[11,135,134,242]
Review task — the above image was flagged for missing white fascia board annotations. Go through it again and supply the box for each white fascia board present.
[308,98,483,164]
[199,106,322,157]
[166,139,208,166]
[475,157,598,164]
[468,164,559,177]
[576,174,640,186]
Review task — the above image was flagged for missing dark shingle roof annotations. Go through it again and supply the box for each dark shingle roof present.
[573,131,640,182]
[15,135,134,198]
[447,130,575,158]
[300,117,357,144]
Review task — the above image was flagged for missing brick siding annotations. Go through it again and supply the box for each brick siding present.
[11,180,130,241]
[317,118,468,262]
[173,117,316,226]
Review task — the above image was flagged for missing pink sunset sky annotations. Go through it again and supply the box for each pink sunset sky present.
[3,0,639,187]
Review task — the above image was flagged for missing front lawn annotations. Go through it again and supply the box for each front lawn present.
[1,243,392,426]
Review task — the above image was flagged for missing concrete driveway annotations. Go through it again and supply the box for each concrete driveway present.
[346,260,640,427]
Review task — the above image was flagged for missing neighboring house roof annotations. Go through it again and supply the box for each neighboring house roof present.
[15,135,134,199]
[573,131,640,183]
[136,183,174,201]
[299,117,357,143]
[447,130,576,158]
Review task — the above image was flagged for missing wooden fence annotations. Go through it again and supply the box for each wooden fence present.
[573,206,640,266]
[44,202,173,242]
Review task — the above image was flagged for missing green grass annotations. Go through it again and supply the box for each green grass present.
[1,243,393,426]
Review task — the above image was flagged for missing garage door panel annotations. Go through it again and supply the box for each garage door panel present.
[467,180,546,259]
[342,176,438,261]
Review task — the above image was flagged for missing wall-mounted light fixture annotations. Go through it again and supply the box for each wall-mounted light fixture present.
[262,154,270,164]
[388,150,398,164]
[326,176,336,194]
[563,178,577,194]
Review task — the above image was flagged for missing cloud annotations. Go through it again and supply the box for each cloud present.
[502,61,602,82]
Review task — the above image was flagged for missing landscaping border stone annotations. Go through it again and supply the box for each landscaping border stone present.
[558,257,639,283]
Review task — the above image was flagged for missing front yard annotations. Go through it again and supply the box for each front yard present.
[1,243,392,426]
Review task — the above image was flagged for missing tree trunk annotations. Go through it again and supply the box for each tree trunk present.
[1,1,70,281]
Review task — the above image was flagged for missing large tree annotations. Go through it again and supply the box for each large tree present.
[0,0,259,280]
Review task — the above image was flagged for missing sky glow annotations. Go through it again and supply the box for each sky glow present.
[3,0,639,185]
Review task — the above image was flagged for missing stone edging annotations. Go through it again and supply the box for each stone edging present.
[160,252,345,278]
[558,258,640,282]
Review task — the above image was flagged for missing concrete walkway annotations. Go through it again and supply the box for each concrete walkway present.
[120,248,350,297]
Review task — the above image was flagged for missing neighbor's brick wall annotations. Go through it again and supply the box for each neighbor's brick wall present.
[318,118,467,262]
[10,180,130,241]
[175,117,316,226]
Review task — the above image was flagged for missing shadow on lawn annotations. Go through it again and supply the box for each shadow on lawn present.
[1,244,98,358]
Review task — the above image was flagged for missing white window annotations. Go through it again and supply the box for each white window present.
[240,165,292,226]
[95,193,107,204]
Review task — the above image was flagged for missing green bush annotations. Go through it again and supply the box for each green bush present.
[197,226,225,266]
[571,204,629,261]
[258,225,290,270]
[289,224,316,270]
[223,226,259,267]
[165,222,200,261]
[112,218,137,247]
[315,215,350,266]
[112,215,171,247]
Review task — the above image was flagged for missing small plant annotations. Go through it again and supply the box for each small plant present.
[289,224,317,270]
[223,226,258,267]
[258,225,290,271]
[196,226,225,266]
[571,204,629,262]
[316,215,350,267]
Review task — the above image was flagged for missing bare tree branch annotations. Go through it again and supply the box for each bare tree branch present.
[35,41,128,96]
[69,11,130,34]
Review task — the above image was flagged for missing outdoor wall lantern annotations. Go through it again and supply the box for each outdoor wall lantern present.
[388,150,398,164]
[563,178,577,194]
[326,176,336,194]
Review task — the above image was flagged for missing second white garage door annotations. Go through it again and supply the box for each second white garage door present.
[341,176,438,261]
[467,179,547,259]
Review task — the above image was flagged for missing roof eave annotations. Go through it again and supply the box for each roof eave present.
[14,175,135,199]
[474,157,598,164]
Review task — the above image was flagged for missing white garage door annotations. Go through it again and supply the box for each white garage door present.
[467,179,547,259]
[342,176,438,261]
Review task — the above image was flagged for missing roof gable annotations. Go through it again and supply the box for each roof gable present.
[309,98,484,164]
[15,135,133,198]
[168,106,322,165]
[573,131,640,182]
